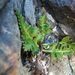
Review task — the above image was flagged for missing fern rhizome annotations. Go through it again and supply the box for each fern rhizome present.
[15,9,75,59]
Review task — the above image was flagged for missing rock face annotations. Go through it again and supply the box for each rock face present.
[0,0,22,75]
[70,54,75,74]
[49,0,75,12]
[0,0,37,75]
[0,0,9,10]
[24,0,36,25]
[43,0,75,40]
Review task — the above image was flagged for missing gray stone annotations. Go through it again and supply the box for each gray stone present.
[0,0,22,74]
[46,12,57,29]
[0,0,75,75]
[44,33,59,43]
[52,26,65,36]
[24,0,36,25]
[69,54,75,74]
[43,0,75,40]
[0,5,19,37]
[35,0,42,20]
[49,0,75,12]
[48,56,73,75]
[58,23,75,36]
[0,0,9,10]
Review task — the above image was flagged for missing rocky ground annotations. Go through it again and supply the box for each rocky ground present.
[0,0,75,75]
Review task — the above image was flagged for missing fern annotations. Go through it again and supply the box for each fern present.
[42,36,75,59]
[15,9,75,60]
[15,10,41,55]
[15,10,51,55]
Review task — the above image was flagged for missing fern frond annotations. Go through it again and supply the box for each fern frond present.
[15,9,42,55]
[15,9,51,55]
[39,15,51,41]
[43,36,75,59]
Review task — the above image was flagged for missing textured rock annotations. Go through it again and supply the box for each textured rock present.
[0,0,22,74]
[69,54,75,75]
[0,0,75,75]
[49,0,75,12]
[58,23,75,37]
[52,26,65,36]
[46,12,57,29]
[24,0,36,25]
[44,33,59,43]
[0,0,9,10]
[48,56,73,75]
[43,0,75,39]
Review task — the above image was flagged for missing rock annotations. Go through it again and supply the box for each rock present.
[52,26,65,36]
[24,0,36,25]
[35,0,42,20]
[48,56,73,75]
[58,23,75,37]
[0,34,19,75]
[46,12,57,29]
[44,33,59,43]
[69,54,75,74]
[0,0,9,10]
[49,0,75,12]
[0,0,22,75]
[42,0,75,39]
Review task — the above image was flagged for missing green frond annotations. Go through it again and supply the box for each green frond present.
[15,9,51,55]
[39,15,51,38]
[43,36,75,60]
